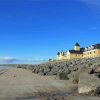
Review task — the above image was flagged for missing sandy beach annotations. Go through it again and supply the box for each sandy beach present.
[0,68,77,99]
[0,68,100,100]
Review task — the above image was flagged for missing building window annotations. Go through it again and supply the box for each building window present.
[90,52,91,54]
[94,51,95,53]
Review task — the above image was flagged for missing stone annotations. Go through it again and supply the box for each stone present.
[69,67,94,84]
[96,86,100,96]
[71,71,80,84]
[32,68,35,73]
[17,65,22,68]
[43,67,51,73]
[57,72,69,80]
[94,73,100,78]
[69,66,78,72]
[81,67,94,74]
[78,72,100,95]
[94,67,100,73]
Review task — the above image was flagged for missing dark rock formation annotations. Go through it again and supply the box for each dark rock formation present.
[57,72,69,80]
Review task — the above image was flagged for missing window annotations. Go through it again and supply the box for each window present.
[90,52,91,54]
[94,51,96,53]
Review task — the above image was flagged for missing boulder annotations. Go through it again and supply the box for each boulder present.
[48,69,58,75]
[78,72,100,95]
[68,67,94,84]
[80,67,94,74]
[69,66,78,72]
[94,67,100,73]
[94,73,100,78]
[96,86,100,96]
[32,68,35,73]
[43,67,51,74]
[17,65,22,68]
[59,67,71,74]
[71,71,80,84]
[57,72,69,80]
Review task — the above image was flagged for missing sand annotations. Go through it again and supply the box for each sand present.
[0,68,77,99]
[0,68,100,100]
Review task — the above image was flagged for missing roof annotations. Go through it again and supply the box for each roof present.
[80,48,85,52]
[57,52,65,56]
[92,44,100,49]
[57,52,60,55]
[85,43,100,51]
[75,43,80,46]
[69,50,83,54]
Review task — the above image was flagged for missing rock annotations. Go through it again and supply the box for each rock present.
[70,67,94,84]
[69,65,78,72]
[17,65,22,68]
[71,71,80,84]
[35,68,40,73]
[78,72,100,95]
[81,67,94,74]
[48,66,59,75]
[38,68,44,73]
[57,72,69,80]
[38,72,44,76]
[59,67,71,74]
[94,73,100,78]
[32,68,35,73]
[43,67,51,73]
[48,69,58,75]
[94,67,100,73]
[96,86,100,96]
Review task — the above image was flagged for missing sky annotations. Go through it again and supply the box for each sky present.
[0,0,100,64]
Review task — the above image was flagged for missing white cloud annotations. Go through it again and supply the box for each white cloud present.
[0,57,17,63]
[0,57,47,64]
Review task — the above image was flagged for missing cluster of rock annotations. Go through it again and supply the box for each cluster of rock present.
[26,57,100,76]
[19,57,100,96]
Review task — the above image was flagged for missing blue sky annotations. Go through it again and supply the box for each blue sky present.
[0,0,100,64]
